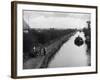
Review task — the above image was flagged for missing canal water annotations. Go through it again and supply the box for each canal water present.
[48,31,90,68]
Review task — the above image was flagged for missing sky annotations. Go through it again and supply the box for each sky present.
[23,10,91,29]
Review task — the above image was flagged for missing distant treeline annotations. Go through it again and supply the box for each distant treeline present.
[83,27,91,50]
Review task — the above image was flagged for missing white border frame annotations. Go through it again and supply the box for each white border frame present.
[16,3,97,77]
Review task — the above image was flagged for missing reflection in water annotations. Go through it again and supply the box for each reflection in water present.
[48,31,90,68]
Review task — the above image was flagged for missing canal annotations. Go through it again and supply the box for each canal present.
[48,31,90,68]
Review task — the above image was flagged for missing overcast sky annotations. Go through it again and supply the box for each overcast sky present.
[23,10,91,29]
